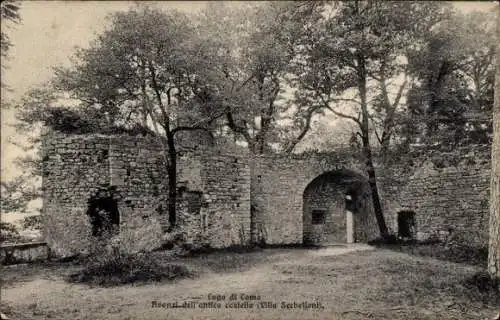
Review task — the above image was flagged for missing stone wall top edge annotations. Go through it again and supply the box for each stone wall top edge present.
[41,132,492,171]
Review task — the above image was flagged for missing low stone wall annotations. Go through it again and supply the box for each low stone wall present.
[0,242,49,265]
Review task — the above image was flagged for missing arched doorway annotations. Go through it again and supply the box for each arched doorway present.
[302,170,374,245]
[86,186,121,238]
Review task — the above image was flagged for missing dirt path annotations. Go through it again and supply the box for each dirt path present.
[2,245,373,320]
[2,245,496,320]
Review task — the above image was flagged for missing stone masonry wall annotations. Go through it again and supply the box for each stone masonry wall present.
[42,134,111,257]
[250,152,491,247]
[43,131,491,255]
[201,153,251,247]
[250,153,382,245]
[391,163,491,246]
[42,132,251,257]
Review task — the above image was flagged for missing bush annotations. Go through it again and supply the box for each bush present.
[367,234,401,245]
[465,271,499,293]
[21,215,42,230]
[68,232,192,286]
[0,222,20,243]
[462,271,500,306]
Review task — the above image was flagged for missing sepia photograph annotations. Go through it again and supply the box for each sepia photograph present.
[1,1,499,319]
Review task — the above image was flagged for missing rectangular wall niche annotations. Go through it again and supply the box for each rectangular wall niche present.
[311,209,326,225]
[186,191,203,215]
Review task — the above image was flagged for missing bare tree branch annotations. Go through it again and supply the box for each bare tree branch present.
[318,95,362,126]
[284,105,322,153]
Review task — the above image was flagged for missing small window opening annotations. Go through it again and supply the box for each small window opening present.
[397,210,416,239]
[311,209,326,225]
[201,215,207,233]
[186,191,202,215]
[98,149,109,162]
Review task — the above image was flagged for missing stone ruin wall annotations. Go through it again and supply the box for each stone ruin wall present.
[42,132,492,257]
[375,145,492,247]
[249,151,491,247]
[391,163,491,246]
[42,132,250,257]
[250,154,380,245]
[43,134,111,257]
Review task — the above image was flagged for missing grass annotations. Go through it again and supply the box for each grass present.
[67,255,192,287]
[374,253,498,307]
[1,247,499,320]
[176,246,298,274]
[368,238,489,267]
[66,248,193,287]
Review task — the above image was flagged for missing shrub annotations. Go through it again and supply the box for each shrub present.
[465,271,499,293]
[0,222,20,243]
[68,232,192,286]
[463,271,500,306]
[21,215,42,230]
[367,233,401,245]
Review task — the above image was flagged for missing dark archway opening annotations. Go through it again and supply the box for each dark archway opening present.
[397,210,416,239]
[302,169,374,245]
[86,186,120,237]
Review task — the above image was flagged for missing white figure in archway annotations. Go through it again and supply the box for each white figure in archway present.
[346,210,354,243]
[345,194,354,244]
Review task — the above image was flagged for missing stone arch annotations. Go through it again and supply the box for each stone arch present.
[302,169,377,245]
[249,153,369,245]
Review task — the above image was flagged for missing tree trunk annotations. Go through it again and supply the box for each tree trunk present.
[166,131,177,231]
[357,54,390,239]
[488,5,500,282]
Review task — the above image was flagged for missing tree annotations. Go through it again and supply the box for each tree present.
[1,0,21,88]
[196,1,325,154]
[0,175,40,213]
[488,1,500,284]
[405,10,496,149]
[1,0,20,60]
[19,6,221,231]
[294,1,448,238]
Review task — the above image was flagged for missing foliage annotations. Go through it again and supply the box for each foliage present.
[1,0,20,89]
[21,215,42,230]
[194,1,326,154]
[405,10,496,149]
[0,175,41,213]
[20,5,230,228]
[1,0,20,59]
[50,6,216,134]
[0,222,20,243]
[291,0,449,237]
[9,2,498,244]
[68,234,191,286]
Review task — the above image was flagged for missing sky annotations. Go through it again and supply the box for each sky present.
[1,1,209,181]
[1,1,498,182]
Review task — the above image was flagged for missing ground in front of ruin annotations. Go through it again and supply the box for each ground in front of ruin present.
[1,245,498,320]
